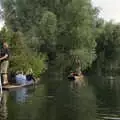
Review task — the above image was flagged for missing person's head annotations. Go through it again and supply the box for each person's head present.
[16,70,23,75]
[26,68,33,75]
[3,42,9,48]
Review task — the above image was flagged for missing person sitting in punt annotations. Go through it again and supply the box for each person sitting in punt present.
[26,68,35,83]
[15,70,26,85]
[68,72,78,81]
[68,71,83,81]
[15,68,36,86]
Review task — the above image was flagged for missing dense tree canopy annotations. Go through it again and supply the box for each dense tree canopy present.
[1,0,120,75]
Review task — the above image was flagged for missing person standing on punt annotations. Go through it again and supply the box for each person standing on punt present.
[0,41,10,86]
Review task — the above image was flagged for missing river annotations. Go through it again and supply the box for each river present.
[0,71,120,120]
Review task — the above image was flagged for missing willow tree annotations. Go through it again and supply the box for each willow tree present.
[55,0,97,71]
[93,21,120,75]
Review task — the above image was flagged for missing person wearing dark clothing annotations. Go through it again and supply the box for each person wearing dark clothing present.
[26,68,35,82]
[26,74,35,82]
[0,48,9,61]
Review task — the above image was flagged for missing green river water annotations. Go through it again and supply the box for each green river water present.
[0,70,120,120]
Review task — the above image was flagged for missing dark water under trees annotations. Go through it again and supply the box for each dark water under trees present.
[0,68,120,120]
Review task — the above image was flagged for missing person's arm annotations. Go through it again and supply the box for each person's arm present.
[0,54,8,61]
[31,75,36,82]
[0,48,9,61]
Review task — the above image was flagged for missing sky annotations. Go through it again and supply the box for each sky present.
[92,0,120,23]
[0,20,4,29]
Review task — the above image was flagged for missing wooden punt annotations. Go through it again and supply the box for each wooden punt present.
[74,75,84,80]
[68,74,84,81]
[2,78,40,90]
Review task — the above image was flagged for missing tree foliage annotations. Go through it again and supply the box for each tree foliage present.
[91,20,120,75]
[1,0,104,73]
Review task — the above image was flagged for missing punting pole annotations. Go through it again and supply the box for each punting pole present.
[0,73,2,94]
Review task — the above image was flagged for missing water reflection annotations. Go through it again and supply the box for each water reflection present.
[0,92,8,120]
[55,79,96,120]
[0,73,113,120]
[15,88,27,103]
[0,73,96,120]
[7,84,47,120]
[90,75,120,120]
